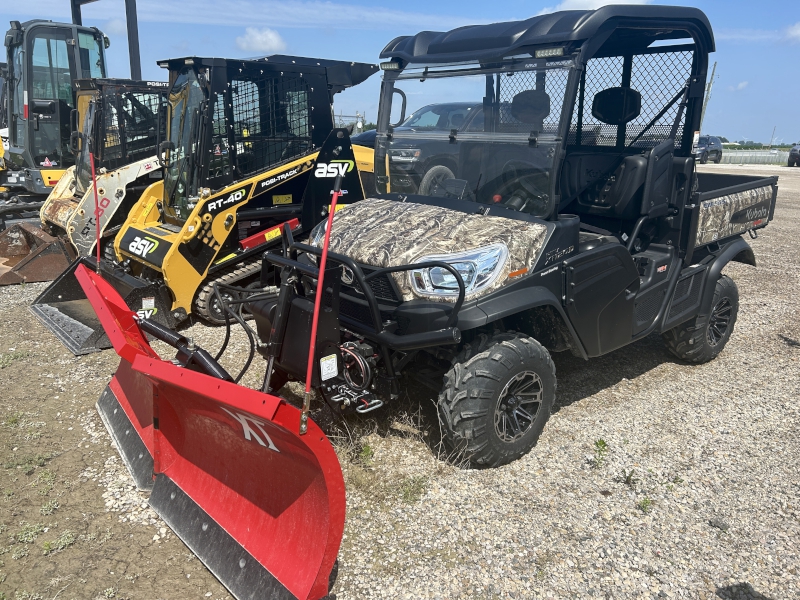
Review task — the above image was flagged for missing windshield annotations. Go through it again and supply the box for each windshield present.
[163,68,205,221]
[401,103,481,131]
[74,99,96,195]
[698,136,709,145]
[376,59,573,218]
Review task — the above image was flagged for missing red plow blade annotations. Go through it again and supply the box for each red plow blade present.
[74,264,345,600]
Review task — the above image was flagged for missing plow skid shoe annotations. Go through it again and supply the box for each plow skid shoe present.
[30,257,173,355]
[74,264,346,600]
[0,223,74,285]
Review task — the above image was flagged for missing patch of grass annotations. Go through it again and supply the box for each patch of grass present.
[0,351,28,370]
[3,413,22,428]
[621,468,639,487]
[102,588,116,598]
[592,439,609,468]
[14,592,43,600]
[17,522,45,543]
[41,530,75,555]
[358,444,375,465]
[39,500,59,516]
[11,547,28,560]
[35,470,56,495]
[0,572,5,583]
[4,454,48,476]
[3,491,12,502]
[401,475,428,503]
[637,497,653,513]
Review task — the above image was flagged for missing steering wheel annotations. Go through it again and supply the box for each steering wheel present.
[496,161,550,216]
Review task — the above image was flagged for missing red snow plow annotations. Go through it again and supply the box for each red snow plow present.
[74,263,345,600]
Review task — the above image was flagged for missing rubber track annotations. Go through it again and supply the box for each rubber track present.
[193,257,263,324]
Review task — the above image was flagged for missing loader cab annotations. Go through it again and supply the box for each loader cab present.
[71,78,168,196]
[156,56,360,224]
[4,20,108,193]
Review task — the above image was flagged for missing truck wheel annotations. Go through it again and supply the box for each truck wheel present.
[699,152,709,164]
[662,275,739,364]
[437,331,556,468]
[419,165,455,195]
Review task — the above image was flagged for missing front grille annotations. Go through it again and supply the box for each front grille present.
[347,267,401,303]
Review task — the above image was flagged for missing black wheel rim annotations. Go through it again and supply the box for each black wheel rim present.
[707,298,732,346]
[494,371,542,443]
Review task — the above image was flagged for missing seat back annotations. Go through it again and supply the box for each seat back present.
[639,139,674,218]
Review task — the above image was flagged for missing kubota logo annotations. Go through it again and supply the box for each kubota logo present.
[221,407,280,452]
[128,236,159,257]
[315,160,354,178]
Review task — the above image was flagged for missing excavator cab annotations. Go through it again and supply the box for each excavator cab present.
[1,19,108,223]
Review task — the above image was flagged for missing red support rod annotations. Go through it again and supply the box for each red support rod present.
[304,189,342,397]
[90,151,102,269]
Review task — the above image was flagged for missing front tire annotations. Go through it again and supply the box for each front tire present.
[437,332,556,468]
[418,165,455,195]
[700,152,709,164]
[662,275,739,364]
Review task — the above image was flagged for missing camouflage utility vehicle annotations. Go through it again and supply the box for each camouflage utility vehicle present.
[249,5,779,467]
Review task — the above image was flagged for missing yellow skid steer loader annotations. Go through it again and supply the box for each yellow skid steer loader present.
[0,78,168,285]
[32,55,377,354]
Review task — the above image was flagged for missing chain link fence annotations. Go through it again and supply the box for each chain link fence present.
[719,150,790,165]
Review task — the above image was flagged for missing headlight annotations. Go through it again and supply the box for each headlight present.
[410,243,508,298]
[389,148,422,162]
[308,218,327,248]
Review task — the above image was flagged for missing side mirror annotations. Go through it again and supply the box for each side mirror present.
[159,140,175,168]
[390,88,407,128]
[591,87,642,126]
[103,35,110,49]
[70,131,83,154]
[31,99,56,115]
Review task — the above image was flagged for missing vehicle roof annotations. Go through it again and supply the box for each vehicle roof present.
[380,5,714,64]
[157,55,378,90]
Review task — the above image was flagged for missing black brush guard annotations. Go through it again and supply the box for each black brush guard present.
[256,224,465,397]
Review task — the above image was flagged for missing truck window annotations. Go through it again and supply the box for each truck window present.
[31,35,73,105]
[78,33,104,79]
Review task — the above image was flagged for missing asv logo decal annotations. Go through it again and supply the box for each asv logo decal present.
[136,308,158,320]
[128,236,159,257]
[207,188,246,211]
[221,407,280,452]
[315,160,354,178]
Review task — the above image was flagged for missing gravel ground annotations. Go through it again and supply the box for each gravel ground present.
[0,163,797,600]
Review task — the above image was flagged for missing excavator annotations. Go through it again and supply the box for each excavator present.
[0,19,110,227]
[32,54,377,354]
[0,77,168,285]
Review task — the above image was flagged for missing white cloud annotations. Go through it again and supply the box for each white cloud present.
[716,29,775,42]
[538,0,650,16]
[787,22,800,42]
[104,18,128,37]
[728,81,749,92]
[235,27,287,53]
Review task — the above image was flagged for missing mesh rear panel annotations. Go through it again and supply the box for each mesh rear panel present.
[102,89,164,165]
[569,57,624,146]
[628,50,693,149]
[225,74,312,177]
[569,49,694,149]
[497,68,570,134]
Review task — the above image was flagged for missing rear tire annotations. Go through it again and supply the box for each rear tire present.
[437,331,555,468]
[419,165,455,195]
[714,152,722,164]
[662,275,739,364]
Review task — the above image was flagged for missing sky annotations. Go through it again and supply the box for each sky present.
[2,0,798,144]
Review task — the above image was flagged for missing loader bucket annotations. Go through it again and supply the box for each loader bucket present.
[30,256,176,355]
[0,222,75,285]
[75,264,346,600]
